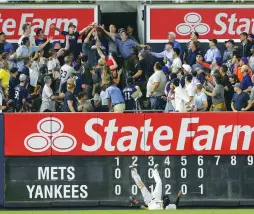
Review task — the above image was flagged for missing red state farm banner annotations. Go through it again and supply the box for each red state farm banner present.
[4,113,254,156]
[0,5,98,42]
[146,5,254,43]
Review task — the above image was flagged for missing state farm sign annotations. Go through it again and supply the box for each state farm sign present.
[146,5,254,43]
[0,5,98,42]
[4,113,254,156]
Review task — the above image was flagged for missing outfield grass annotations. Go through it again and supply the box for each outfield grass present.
[0,210,254,214]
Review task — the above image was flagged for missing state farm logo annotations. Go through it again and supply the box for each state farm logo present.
[176,13,210,36]
[24,117,77,153]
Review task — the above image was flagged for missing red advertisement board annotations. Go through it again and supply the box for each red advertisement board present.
[146,5,254,43]
[0,5,98,42]
[4,113,254,156]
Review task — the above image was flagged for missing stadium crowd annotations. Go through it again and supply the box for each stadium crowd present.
[0,22,254,113]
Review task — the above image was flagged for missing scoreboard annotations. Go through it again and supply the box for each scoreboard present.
[4,155,254,207]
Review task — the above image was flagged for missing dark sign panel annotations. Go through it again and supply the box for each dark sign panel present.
[4,156,254,207]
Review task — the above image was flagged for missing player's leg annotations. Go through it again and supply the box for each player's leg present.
[152,164,162,201]
[130,165,153,205]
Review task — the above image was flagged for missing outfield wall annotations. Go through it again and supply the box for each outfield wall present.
[1,113,254,208]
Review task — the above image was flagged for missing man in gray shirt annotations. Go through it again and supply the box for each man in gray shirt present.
[223,40,235,62]
[101,26,148,73]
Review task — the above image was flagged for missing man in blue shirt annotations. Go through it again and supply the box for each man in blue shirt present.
[35,28,51,58]
[0,32,14,54]
[231,83,252,112]
[103,28,148,73]
[106,76,125,112]
[14,74,31,112]
[204,39,221,64]
[51,22,92,60]
[123,77,138,111]
[8,67,19,100]
[241,65,253,92]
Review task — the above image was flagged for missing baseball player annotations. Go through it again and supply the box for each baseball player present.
[129,164,182,210]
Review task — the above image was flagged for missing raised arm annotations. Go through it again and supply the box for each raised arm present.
[40,37,53,51]
[98,25,116,41]
[79,22,96,35]
[84,28,95,44]
[51,25,61,33]
[97,46,105,59]
[57,35,70,57]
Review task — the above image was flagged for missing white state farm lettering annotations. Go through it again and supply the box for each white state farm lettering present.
[26,167,88,199]
[214,13,254,35]
[0,13,78,36]
[82,117,254,152]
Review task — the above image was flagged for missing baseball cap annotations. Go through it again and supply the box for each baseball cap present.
[182,64,192,73]
[225,39,235,45]
[10,67,18,74]
[233,83,242,89]
[209,39,218,45]
[168,32,176,37]
[21,66,29,76]
[196,51,204,58]
[165,41,174,47]
[248,34,254,39]
[19,74,27,82]
[36,28,43,36]
[191,31,199,38]
[241,57,248,64]
[81,55,88,62]
[171,78,180,86]
[68,22,76,29]
[185,74,193,82]
[74,63,81,72]
[21,37,30,45]
[228,74,237,79]
[215,57,223,66]
[52,41,61,50]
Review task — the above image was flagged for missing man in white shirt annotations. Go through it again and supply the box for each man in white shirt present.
[129,164,182,210]
[171,48,182,73]
[40,76,64,112]
[151,42,174,68]
[18,23,36,47]
[16,37,52,72]
[170,78,190,112]
[146,62,166,109]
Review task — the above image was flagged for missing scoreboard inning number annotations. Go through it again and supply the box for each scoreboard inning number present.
[113,156,253,196]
